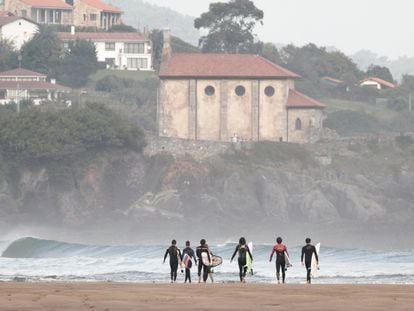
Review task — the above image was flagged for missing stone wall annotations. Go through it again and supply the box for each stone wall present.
[74,0,101,28]
[287,108,324,143]
[159,78,303,143]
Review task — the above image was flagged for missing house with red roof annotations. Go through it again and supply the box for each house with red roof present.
[158,30,325,144]
[72,0,122,30]
[360,77,396,90]
[0,68,69,105]
[58,30,152,70]
[4,0,122,29]
[5,0,73,25]
[0,12,38,49]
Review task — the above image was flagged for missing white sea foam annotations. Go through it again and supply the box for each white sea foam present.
[0,238,413,284]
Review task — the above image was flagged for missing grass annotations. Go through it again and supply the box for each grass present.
[322,98,399,122]
[89,69,156,82]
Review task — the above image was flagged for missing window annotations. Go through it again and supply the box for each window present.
[204,85,215,96]
[55,10,61,23]
[235,85,245,96]
[90,14,97,21]
[264,86,275,97]
[127,58,148,69]
[0,90,6,100]
[83,14,87,21]
[124,43,145,54]
[105,42,115,51]
[295,118,302,130]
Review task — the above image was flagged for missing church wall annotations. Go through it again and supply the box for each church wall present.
[196,80,221,141]
[287,108,324,144]
[159,80,190,139]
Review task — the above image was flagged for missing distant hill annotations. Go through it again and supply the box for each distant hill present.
[111,0,199,46]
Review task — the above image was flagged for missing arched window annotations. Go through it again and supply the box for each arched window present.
[295,118,302,130]
[205,85,215,96]
[264,86,275,97]
[235,85,245,96]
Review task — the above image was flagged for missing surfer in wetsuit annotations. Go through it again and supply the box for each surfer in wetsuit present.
[196,239,211,283]
[301,238,318,284]
[230,237,253,283]
[163,239,182,283]
[182,240,197,283]
[269,237,289,284]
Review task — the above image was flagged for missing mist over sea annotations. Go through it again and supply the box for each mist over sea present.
[0,238,413,284]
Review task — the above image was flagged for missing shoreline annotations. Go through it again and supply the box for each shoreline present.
[0,282,413,310]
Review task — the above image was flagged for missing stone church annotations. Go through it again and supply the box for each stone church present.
[158,30,325,144]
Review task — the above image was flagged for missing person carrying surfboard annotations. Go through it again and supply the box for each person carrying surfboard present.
[182,240,197,283]
[269,237,290,284]
[301,238,319,284]
[230,237,253,283]
[163,240,182,283]
[196,239,211,283]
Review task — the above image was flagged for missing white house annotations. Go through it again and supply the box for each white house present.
[0,14,38,50]
[360,77,396,90]
[58,31,153,71]
[0,68,69,105]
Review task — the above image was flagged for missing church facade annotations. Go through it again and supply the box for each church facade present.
[158,32,325,144]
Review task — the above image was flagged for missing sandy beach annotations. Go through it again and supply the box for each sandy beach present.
[0,282,413,310]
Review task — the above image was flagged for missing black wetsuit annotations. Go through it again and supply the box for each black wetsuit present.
[231,244,253,282]
[301,244,318,283]
[196,244,211,282]
[269,243,288,283]
[163,245,182,282]
[182,246,197,283]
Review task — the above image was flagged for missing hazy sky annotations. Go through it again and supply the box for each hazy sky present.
[144,0,413,59]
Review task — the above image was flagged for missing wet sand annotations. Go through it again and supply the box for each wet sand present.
[0,282,413,310]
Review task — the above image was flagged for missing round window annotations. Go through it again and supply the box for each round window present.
[205,85,215,96]
[264,86,275,97]
[235,85,245,96]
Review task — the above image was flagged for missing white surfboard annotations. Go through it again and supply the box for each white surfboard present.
[246,242,253,275]
[311,242,321,276]
[284,251,293,268]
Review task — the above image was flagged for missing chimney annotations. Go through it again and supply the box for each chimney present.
[70,25,75,35]
[161,28,171,63]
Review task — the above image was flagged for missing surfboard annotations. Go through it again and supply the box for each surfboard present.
[181,253,192,269]
[246,242,253,275]
[311,242,321,276]
[201,252,223,267]
[284,251,293,269]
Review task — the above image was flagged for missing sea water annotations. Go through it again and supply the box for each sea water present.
[0,237,413,284]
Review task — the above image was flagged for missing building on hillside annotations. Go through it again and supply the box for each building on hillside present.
[0,13,38,49]
[0,68,69,105]
[3,0,122,29]
[5,0,73,25]
[72,0,122,30]
[158,30,325,144]
[58,30,152,71]
[360,77,396,90]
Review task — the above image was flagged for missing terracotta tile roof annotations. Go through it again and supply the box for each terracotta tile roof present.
[80,0,122,13]
[159,53,300,78]
[21,0,72,9]
[287,89,325,109]
[0,68,46,77]
[0,81,70,91]
[58,32,148,41]
[362,77,396,88]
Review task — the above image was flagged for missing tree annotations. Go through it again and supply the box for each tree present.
[0,39,19,71]
[20,26,62,77]
[58,39,98,88]
[109,24,137,32]
[366,65,394,83]
[194,0,264,53]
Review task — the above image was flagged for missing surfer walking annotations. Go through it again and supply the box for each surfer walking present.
[163,240,182,283]
[230,237,253,283]
[301,238,319,284]
[182,241,197,283]
[269,237,290,284]
[196,239,211,283]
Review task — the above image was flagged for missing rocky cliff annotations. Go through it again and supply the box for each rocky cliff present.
[1,135,413,249]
